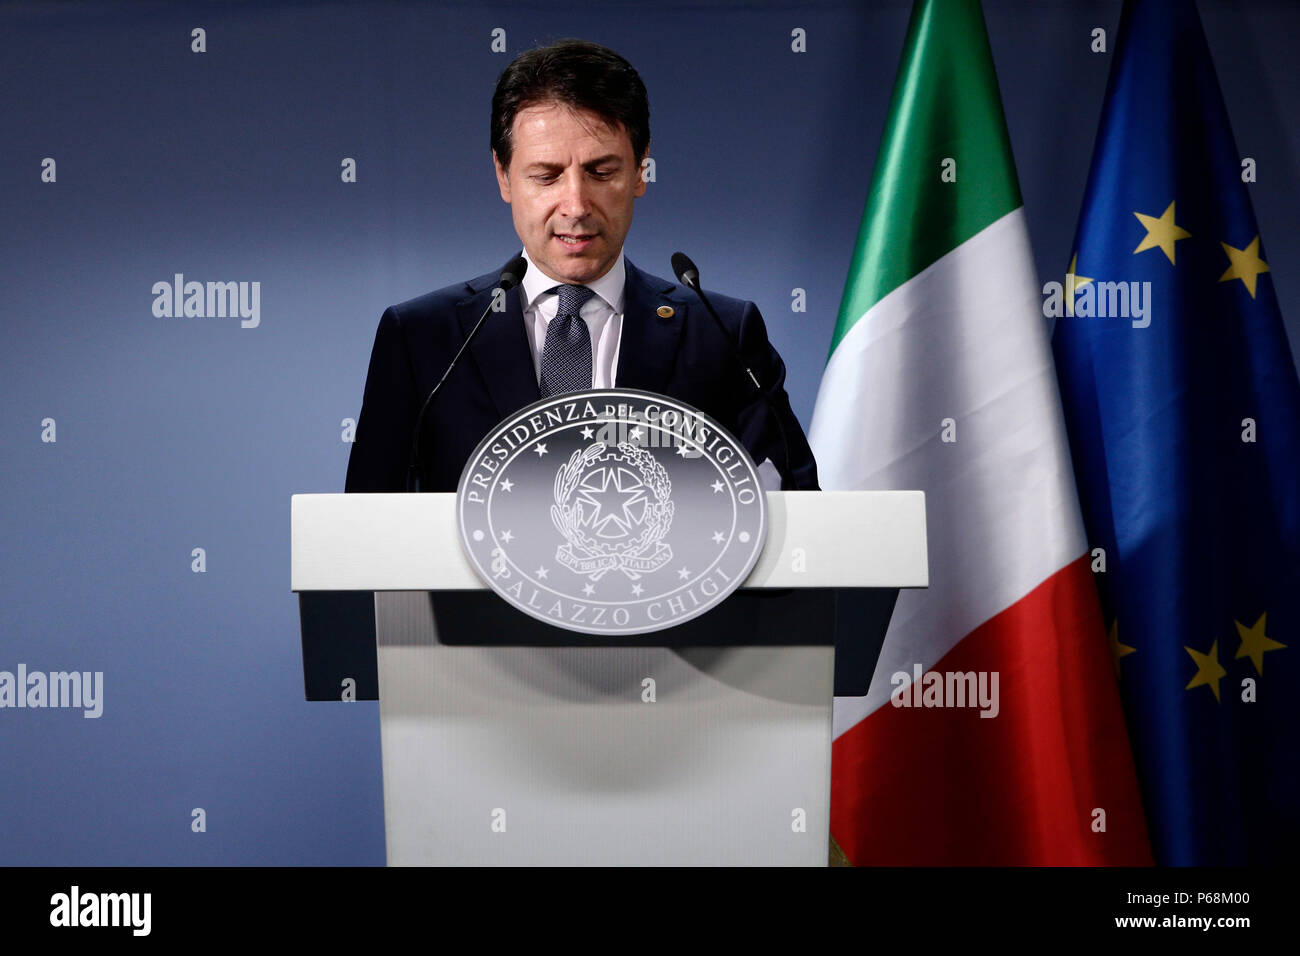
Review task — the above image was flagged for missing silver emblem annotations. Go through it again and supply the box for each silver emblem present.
[457,389,767,636]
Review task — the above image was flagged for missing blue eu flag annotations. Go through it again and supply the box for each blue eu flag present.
[1052,0,1299,865]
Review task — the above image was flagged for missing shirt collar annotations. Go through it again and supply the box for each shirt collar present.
[519,247,626,314]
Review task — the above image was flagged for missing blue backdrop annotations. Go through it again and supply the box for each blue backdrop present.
[1,0,1296,864]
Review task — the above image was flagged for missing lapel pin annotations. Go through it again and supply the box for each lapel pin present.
[656,305,675,318]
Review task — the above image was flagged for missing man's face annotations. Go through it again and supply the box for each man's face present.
[494,102,646,286]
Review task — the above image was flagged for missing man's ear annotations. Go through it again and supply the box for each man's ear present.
[634,141,650,198]
[493,151,512,203]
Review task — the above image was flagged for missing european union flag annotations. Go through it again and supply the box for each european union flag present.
[1052,0,1299,865]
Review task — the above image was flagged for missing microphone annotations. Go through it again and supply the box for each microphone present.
[405,255,527,492]
[670,251,799,489]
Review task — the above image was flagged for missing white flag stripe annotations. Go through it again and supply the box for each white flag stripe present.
[810,209,1088,736]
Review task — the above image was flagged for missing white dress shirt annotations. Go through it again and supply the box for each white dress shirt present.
[519,248,624,388]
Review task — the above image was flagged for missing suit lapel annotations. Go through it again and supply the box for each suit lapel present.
[616,258,685,392]
[457,269,540,421]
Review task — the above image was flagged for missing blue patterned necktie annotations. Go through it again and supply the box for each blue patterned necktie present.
[539,284,596,396]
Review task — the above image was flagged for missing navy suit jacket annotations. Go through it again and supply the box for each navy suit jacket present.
[344,256,819,494]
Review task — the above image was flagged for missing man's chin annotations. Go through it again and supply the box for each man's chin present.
[535,253,611,285]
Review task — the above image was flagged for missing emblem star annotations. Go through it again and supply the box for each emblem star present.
[1065,252,1093,317]
[631,583,644,596]
[630,426,644,441]
[1234,612,1285,675]
[576,468,647,538]
[711,480,725,493]
[533,443,548,457]
[711,531,725,544]
[534,566,548,580]
[1133,201,1192,265]
[499,529,514,543]
[499,478,514,493]
[582,583,596,596]
[1218,236,1270,298]
[1108,619,1136,678]
[580,426,595,440]
[677,567,691,580]
[1184,639,1227,702]
[676,443,692,458]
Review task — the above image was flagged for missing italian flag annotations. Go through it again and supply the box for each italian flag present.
[810,0,1151,865]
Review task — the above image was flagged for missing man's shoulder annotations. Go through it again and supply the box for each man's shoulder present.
[385,269,499,324]
[624,258,754,320]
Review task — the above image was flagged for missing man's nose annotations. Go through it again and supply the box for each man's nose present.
[556,170,591,218]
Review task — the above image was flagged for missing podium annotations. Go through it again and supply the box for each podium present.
[292,490,927,865]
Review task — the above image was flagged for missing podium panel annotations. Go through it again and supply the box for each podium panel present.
[376,592,831,865]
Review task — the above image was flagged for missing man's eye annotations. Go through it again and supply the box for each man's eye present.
[591,170,613,179]
[533,173,557,184]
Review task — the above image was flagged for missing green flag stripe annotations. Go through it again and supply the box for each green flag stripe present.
[829,0,1023,355]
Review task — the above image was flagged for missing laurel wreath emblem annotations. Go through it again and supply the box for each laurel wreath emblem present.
[550,441,675,580]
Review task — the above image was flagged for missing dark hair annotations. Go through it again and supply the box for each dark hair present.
[491,39,650,168]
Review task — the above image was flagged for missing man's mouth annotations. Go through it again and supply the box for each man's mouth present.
[554,233,597,248]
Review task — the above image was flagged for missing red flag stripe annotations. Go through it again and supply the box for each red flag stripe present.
[831,555,1151,865]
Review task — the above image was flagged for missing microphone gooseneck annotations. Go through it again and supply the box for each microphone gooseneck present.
[405,255,527,492]
[670,251,798,489]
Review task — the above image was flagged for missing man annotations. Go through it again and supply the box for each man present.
[345,39,818,494]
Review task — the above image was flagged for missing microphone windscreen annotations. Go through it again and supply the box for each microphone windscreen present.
[499,255,528,291]
[670,251,699,287]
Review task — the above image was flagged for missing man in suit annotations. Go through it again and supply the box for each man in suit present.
[345,39,818,494]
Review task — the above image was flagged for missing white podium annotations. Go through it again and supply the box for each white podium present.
[292,490,927,866]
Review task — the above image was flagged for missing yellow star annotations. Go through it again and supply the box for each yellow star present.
[1234,612,1285,675]
[1066,253,1093,317]
[1109,619,1136,678]
[1218,236,1270,298]
[1133,202,1192,265]
[1184,640,1227,702]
